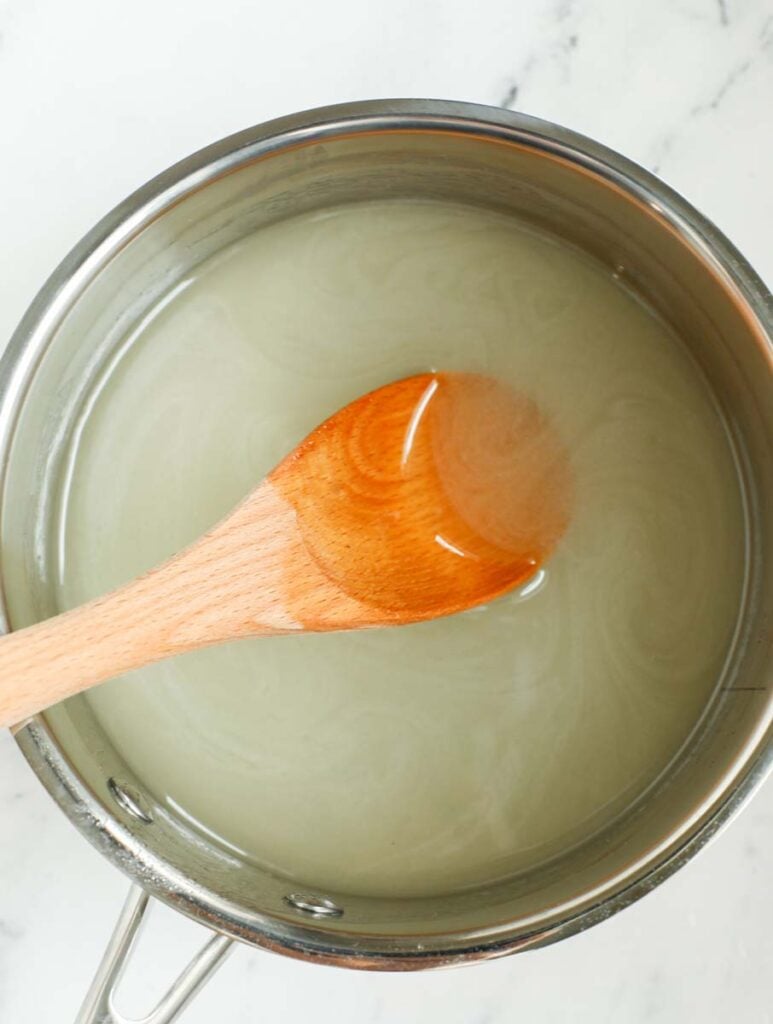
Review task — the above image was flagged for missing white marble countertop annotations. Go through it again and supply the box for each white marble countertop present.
[0,1,771,1021]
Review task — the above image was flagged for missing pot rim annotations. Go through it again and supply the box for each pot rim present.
[2,99,771,968]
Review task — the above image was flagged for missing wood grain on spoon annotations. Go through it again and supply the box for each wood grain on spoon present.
[0,372,572,728]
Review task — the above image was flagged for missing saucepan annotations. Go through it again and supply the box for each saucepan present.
[0,101,771,1024]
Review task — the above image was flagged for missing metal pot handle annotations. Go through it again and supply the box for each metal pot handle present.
[74,884,234,1024]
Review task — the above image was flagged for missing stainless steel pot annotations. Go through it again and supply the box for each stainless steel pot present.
[1,100,771,1023]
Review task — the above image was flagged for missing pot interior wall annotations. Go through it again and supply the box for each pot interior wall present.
[2,122,771,953]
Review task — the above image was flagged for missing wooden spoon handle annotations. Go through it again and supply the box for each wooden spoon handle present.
[0,545,272,728]
[0,487,281,728]
[0,579,179,728]
[0,483,378,729]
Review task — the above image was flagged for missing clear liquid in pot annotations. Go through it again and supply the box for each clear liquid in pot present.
[55,200,744,897]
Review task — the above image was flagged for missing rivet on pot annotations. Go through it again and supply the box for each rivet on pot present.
[283,893,344,918]
[107,778,154,824]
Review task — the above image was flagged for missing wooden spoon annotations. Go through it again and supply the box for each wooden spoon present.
[0,372,572,728]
